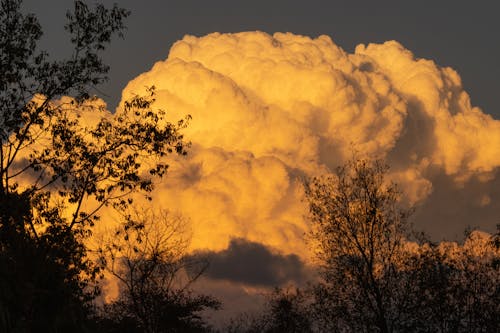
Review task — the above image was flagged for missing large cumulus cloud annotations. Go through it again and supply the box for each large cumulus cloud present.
[117,31,499,255]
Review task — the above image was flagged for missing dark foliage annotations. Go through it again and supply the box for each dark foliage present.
[0,1,195,331]
[0,192,96,331]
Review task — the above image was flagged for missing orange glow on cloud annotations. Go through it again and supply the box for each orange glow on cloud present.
[103,31,499,257]
[32,31,493,262]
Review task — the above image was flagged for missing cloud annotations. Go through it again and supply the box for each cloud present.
[355,41,500,177]
[114,31,500,253]
[193,238,311,287]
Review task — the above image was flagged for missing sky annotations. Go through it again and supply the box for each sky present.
[20,0,500,323]
[24,0,500,118]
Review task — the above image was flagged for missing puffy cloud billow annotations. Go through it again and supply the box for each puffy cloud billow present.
[112,31,499,256]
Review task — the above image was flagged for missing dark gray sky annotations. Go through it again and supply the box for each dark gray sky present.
[23,0,500,118]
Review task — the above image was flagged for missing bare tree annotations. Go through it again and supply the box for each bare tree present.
[304,158,500,332]
[305,158,412,333]
[99,208,219,332]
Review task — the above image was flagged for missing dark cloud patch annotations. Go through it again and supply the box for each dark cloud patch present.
[193,238,310,287]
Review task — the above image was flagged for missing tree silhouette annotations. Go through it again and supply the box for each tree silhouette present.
[99,209,220,332]
[304,158,499,332]
[305,158,412,332]
[397,232,500,332]
[0,1,189,331]
[260,287,312,333]
[223,287,312,333]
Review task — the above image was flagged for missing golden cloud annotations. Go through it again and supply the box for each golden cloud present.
[97,31,500,256]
